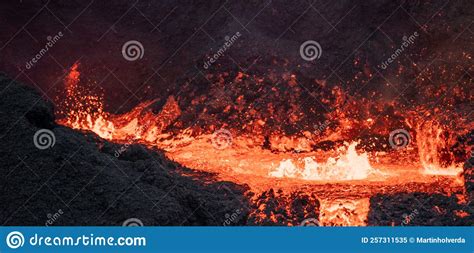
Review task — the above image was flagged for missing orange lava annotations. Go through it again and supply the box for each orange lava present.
[55,63,469,226]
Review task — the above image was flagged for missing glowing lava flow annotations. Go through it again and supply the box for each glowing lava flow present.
[55,63,467,226]
[269,142,378,181]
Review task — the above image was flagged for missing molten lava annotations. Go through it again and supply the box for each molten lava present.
[56,62,115,139]
[55,63,469,226]
[269,142,378,181]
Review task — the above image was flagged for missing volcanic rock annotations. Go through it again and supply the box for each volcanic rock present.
[0,74,250,226]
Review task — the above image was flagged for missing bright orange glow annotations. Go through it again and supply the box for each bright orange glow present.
[56,62,115,139]
[319,198,370,226]
[415,119,463,175]
[55,62,468,226]
[268,142,378,181]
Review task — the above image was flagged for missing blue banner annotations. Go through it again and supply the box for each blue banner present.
[0,227,472,253]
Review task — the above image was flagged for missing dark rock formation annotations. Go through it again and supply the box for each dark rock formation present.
[0,74,250,226]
